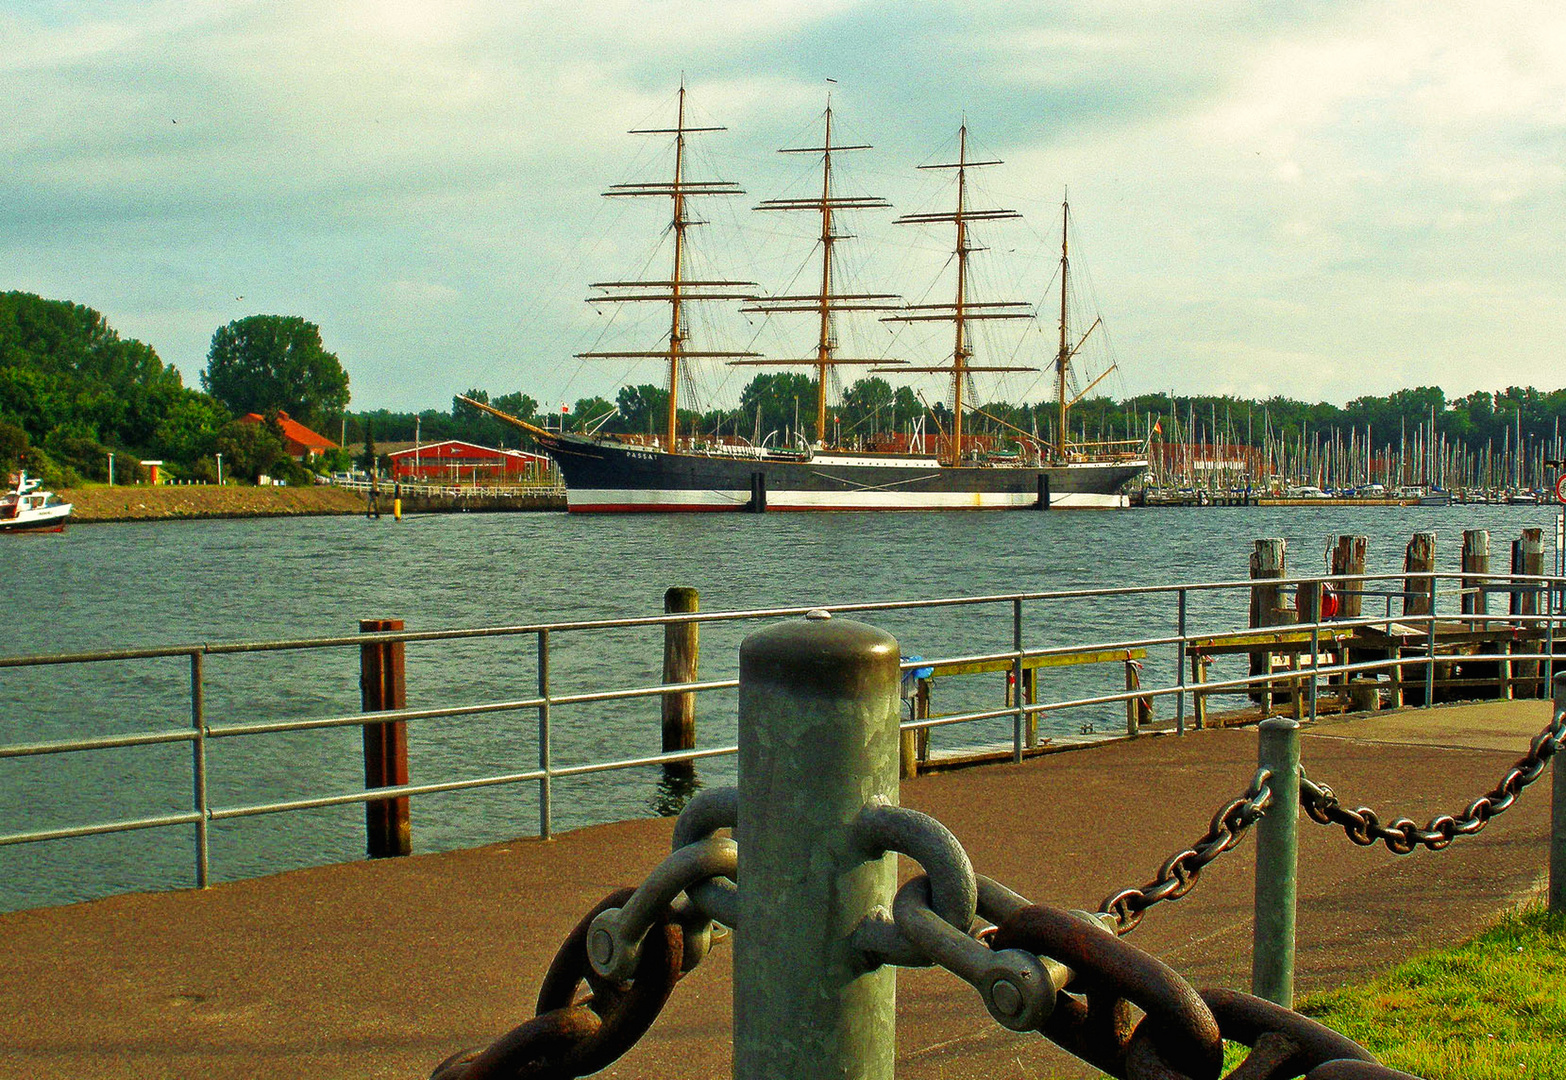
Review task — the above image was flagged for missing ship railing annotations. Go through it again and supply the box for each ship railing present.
[0,569,1559,898]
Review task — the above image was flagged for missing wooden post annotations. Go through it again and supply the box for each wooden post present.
[662,587,700,758]
[900,678,931,779]
[360,618,410,858]
[1192,653,1209,728]
[1023,667,1038,748]
[1250,539,1287,705]
[1513,529,1544,697]
[1461,529,1490,619]
[1330,536,1367,618]
[1124,658,1145,736]
[1403,532,1436,617]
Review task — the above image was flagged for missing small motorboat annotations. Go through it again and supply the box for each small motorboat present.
[0,472,73,533]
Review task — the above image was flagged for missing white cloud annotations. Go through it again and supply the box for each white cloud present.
[3,0,1564,409]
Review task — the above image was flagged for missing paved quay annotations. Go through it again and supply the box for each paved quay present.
[1,698,1556,1080]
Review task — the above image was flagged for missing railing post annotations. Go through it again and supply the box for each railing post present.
[1013,598,1027,760]
[189,650,209,889]
[1426,575,1438,708]
[1552,671,1565,914]
[1513,529,1544,697]
[1176,589,1188,736]
[1298,581,1323,723]
[662,587,699,759]
[1252,716,1301,1007]
[538,628,552,841]
[359,618,410,858]
[735,611,901,1080]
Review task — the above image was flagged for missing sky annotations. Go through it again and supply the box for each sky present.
[4,0,1564,415]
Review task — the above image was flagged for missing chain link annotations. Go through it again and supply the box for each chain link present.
[1097,767,1273,934]
[1299,708,1565,855]
[429,887,688,1080]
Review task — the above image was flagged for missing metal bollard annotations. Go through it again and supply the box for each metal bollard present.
[734,610,902,1080]
[1553,672,1566,914]
[1252,717,1300,1007]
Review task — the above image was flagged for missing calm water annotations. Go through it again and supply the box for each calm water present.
[1,503,1559,911]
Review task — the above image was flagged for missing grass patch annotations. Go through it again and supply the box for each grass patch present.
[1294,904,1566,1079]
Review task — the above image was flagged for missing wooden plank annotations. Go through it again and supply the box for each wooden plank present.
[929,647,1146,678]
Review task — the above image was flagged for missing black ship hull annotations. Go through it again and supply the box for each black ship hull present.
[538,434,1145,512]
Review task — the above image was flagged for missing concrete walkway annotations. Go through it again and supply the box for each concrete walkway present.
[1,699,1556,1080]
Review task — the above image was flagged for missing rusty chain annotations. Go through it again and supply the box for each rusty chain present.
[1299,707,1565,854]
[989,901,1418,1080]
[429,887,689,1080]
[1096,767,1273,934]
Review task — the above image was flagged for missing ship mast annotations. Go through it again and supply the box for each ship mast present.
[1057,198,1070,459]
[880,126,1033,465]
[1051,194,1107,462]
[577,86,759,453]
[733,102,902,446]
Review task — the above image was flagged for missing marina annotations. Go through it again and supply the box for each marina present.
[1,505,1561,914]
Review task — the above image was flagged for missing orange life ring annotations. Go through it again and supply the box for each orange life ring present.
[1556,473,1565,503]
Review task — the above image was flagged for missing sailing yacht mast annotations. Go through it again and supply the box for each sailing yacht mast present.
[577,86,759,453]
[737,102,902,445]
[882,126,1033,465]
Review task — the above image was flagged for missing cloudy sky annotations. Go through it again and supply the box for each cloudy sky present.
[5,1,1564,414]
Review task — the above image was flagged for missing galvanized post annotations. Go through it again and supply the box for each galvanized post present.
[735,611,901,1080]
[1425,576,1438,707]
[1552,672,1566,914]
[189,650,209,889]
[538,628,552,841]
[1252,717,1300,1008]
[1176,589,1188,736]
[1013,598,1026,761]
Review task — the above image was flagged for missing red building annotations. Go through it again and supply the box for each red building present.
[237,412,338,459]
[388,440,551,484]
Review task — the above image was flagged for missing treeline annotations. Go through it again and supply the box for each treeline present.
[351,376,1566,463]
[0,293,355,486]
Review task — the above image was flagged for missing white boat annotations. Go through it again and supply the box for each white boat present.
[0,473,73,533]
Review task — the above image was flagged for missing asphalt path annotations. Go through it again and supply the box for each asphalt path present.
[0,698,1555,1080]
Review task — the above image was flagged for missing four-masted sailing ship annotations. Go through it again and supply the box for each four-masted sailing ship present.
[464,89,1147,511]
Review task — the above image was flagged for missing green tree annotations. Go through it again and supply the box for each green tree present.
[201,315,350,429]
[213,420,286,482]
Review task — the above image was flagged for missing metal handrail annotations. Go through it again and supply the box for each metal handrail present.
[2,568,1560,899]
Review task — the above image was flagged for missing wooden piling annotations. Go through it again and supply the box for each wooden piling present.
[1330,536,1366,618]
[1249,539,1287,705]
[899,678,930,779]
[1461,530,1490,618]
[662,587,700,758]
[360,618,410,858]
[1513,529,1545,697]
[1403,532,1436,617]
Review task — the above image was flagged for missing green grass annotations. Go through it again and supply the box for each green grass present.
[1293,904,1566,1079]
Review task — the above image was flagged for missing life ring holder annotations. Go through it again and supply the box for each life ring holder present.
[1556,473,1565,503]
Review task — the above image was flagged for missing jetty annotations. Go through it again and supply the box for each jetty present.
[0,696,1555,1080]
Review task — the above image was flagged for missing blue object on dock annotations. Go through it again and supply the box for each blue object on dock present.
[900,655,935,699]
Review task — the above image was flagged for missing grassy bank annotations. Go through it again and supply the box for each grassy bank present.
[1296,903,1566,1078]
[59,483,367,522]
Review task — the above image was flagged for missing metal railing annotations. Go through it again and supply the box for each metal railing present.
[1,569,1560,895]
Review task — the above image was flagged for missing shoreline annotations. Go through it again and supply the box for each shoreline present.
[59,484,370,523]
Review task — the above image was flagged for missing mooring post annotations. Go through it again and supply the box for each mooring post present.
[1461,529,1490,621]
[1513,529,1545,697]
[359,618,410,858]
[1551,672,1566,914]
[662,587,699,760]
[1331,535,1367,619]
[1250,539,1287,706]
[1403,532,1435,617]
[1252,716,1301,1008]
[735,611,901,1080]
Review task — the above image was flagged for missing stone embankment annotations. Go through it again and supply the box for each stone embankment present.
[60,484,367,523]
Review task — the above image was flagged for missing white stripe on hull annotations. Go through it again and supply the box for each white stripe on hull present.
[566,488,1128,511]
